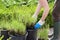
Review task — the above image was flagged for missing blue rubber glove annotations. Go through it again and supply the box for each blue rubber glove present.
[34,23,42,29]
[34,20,45,29]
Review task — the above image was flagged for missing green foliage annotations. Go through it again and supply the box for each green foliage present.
[38,24,49,40]
[0,0,38,8]
[0,4,37,35]
[46,1,54,26]
[10,20,26,35]
[0,0,54,39]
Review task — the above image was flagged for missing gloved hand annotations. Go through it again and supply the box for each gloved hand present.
[34,20,45,29]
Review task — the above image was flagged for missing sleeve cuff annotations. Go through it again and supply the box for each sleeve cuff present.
[38,20,45,25]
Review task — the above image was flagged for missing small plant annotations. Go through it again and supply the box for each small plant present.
[19,13,37,27]
[0,20,11,31]
[10,20,26,35]
[38,24,49,40]
[0,20,26,35]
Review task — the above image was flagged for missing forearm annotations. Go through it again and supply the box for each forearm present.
[40,7,50,21]
[33,1,42,17]
[39,0,50,21]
